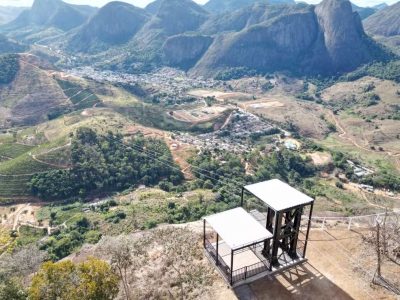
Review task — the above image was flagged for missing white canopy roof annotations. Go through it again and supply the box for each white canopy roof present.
[204,207,273,250]
[244,179,313,212]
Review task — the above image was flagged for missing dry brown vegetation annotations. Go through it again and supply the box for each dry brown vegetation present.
[69,227,230,300]
[61,224,400,300]
[240,92,331,139]
[0,54,70,128]
[171,106,230,124]
[321,77,400,155]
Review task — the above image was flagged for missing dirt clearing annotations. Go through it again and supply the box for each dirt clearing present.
[171,106,229,123]
[236,229,398,300]
[187,89,253,102]
[309,152,333,166]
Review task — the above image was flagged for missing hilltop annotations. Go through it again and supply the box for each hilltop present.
[132,0,209,51]
[67,2,149,53]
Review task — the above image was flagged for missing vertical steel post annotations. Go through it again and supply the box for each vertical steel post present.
[303,202,314,258]
[230,249,234,285]
[216,234,219,265]
[271,210,283,268]
[203,219,206,248]
[263,207,273,256]
[289,208,302,258]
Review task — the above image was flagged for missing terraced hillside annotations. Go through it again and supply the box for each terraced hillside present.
[56,79,100,110]
[0,54,70,127]
[0,54,105,128]
[0,109,139,203]
[0,142,60,202]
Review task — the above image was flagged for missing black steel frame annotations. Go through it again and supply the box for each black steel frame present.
[241,187,314,266]
[203,185,313,286]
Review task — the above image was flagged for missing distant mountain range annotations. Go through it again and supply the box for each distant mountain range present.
[203,0,295,14]
[186,0,389,76]
[364,1,400,37]
[0,0,397,78]
[363,1,400,54]
[133,0,209,51]
[0,6,27,25]
[1,0,96,32]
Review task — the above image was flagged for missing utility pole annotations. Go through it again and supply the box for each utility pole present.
[376,222,381,277]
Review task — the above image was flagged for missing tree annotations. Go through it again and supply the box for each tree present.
[29,258,119,300]
[362,209,400,293]
[98,235,149,300]
[77,258,120,300]
[30,128,183,201]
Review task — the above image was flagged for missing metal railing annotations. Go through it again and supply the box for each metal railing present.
[231,260,270,284]
[204,238,231,280]
[302,211,400,230]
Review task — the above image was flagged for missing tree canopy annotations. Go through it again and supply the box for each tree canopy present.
[29,258,119,300]
[30,128,183,200]
[0,54,19,84]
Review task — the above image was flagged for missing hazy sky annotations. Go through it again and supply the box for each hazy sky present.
[0,0,398,8]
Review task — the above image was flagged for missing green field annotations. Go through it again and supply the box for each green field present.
[37,202,84,226]
[0,175,32,201]
[0,143,34,158]
[0,142,62,200]
[36,146,72,167]
[0,153,57,175]
[0,133,14,143]
[16,225,47,246]
[57,79,100,109]
[320,134,399,175]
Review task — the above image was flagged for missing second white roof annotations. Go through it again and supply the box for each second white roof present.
[244,179,313,211]
[204,207,273,250]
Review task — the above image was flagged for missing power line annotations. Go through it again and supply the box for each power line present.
[102,135,243,200]
[110,133,246,187]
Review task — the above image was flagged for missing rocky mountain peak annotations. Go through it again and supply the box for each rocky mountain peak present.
[315,0,370,72]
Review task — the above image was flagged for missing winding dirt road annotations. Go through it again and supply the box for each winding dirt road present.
[328,111,400,171]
